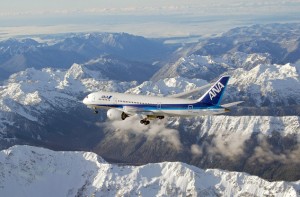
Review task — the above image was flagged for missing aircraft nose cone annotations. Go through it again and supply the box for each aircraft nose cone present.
[82,97,88,105]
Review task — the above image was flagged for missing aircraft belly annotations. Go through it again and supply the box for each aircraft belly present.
[158,109,199,117]
[158,108,226,117]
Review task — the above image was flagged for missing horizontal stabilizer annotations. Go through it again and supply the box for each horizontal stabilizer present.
[221,101,244,108]
[168,83,213,98]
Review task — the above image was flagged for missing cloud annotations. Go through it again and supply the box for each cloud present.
[191,144,202,156]
[101,115,300,165]
[204,132,300,164]
[104,116,182,151]
[1,1,299,39]
[212,132,252,159]
[2,1,300,17]
[249,134,300,164]
[194,132,252,161]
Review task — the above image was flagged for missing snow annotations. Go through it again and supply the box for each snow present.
[126,76,207,97]
[0,52,300,146]
[176,115,300,159]
[190,116,300,137]
[158,52,272,81]
[227,62,300,106]
[167,52,299,107]
[0,48,299,195]
[0,145,298,197]
[1,51,299,124]
[0,64,136,122]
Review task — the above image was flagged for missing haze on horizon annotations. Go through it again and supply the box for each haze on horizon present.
[1,0,300,38]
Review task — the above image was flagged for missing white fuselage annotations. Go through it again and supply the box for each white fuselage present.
[82,91,226,117]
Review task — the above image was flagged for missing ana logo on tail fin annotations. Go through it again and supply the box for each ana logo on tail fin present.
[208,81,225,100]
[196,76,230,106]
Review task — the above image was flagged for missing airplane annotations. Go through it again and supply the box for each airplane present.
[82,76,243,125]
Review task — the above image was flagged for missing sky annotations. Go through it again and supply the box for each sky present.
[0,0,300,38]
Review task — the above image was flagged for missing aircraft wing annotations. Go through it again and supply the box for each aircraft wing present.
[123,106,154,116]
[221,101,244,108]
[168,83,213,99]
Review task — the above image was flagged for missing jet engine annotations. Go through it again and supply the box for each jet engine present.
[107,109,128,120]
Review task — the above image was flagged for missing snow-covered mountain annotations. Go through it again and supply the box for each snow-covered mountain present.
[152,52,300,109]
[0,50,299,182]
[0,23,300,184]
[226,62,300,107]
[201,52,300,108]
[192,23,300,64]
[3,52,298,127]
[0,62,137,150]
[152,52,273,81]
[0,63,136,122]
[96,114,300,181]
[0,33,172,80]
[0,145,299,197]
[151,54,230,82]
[126,76,207,97]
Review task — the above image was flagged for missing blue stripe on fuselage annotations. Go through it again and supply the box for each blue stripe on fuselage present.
[95,103,222,110]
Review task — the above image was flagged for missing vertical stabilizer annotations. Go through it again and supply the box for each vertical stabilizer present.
[196,76,230,106]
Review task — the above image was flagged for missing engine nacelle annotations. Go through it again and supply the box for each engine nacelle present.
[107,109,128,121]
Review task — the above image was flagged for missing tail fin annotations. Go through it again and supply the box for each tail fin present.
[196,76,230,106]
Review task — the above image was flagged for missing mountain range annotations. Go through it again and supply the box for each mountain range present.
[0,33,173,81]
[1,145,299,197]
[0,23,299,194]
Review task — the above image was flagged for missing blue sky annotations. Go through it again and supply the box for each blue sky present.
[1,0,300,38]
